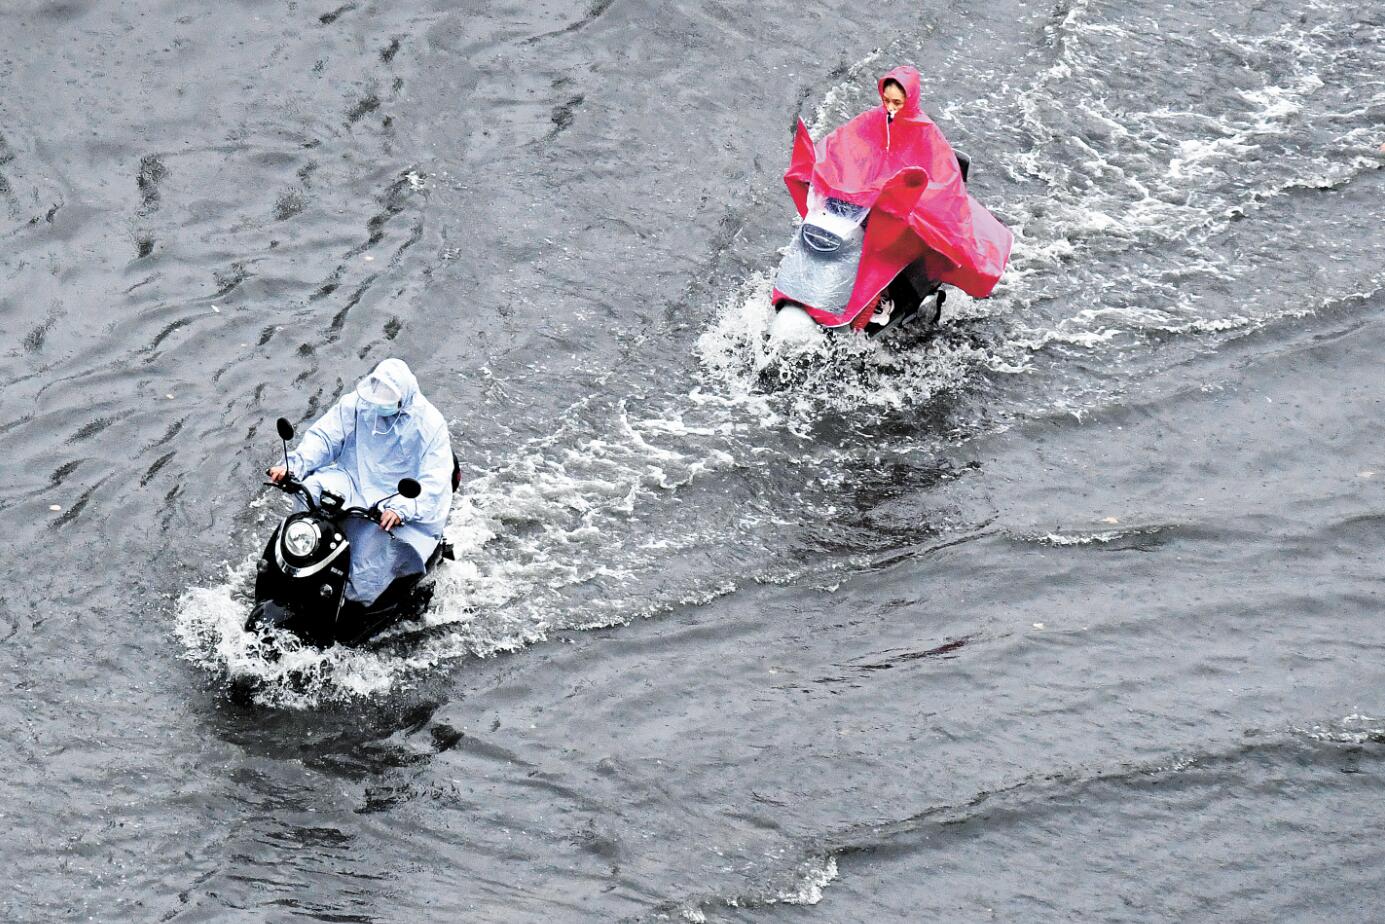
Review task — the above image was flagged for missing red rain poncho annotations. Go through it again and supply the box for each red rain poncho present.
[780,66,1012,328]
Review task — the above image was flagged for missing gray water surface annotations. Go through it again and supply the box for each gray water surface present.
[3,0,1384,920]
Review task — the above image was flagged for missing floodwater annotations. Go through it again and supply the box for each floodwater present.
[3,0,1384,919]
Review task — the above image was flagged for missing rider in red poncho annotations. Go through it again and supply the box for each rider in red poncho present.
[779,65,1013,329]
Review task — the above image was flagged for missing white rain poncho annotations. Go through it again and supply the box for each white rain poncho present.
[285,358,453,604]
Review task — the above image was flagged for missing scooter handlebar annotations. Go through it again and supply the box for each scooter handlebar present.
[260,473,392,529]
[344,506,402,536]
[263,474,317,510]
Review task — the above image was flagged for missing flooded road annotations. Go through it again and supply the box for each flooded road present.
[3,0,1384,919]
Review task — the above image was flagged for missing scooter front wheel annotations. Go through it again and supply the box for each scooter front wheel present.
[768,304,827,345]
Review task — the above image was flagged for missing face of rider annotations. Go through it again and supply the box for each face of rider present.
[882,81,906,119]
[356,372,403,434]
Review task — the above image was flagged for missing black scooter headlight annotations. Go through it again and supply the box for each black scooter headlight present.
[801,224,845,253]
[283,519,321,557]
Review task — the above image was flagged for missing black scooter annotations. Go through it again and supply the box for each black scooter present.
[246,417,455,648]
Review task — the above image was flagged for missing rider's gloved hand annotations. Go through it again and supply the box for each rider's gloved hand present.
[267,465,289,483]
[379,509,403,532]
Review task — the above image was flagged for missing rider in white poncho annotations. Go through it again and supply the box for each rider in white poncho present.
[272,358,453,605]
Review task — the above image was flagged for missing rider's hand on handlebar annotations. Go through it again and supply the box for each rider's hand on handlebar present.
[267,465,289,484]
[379,509,402,532]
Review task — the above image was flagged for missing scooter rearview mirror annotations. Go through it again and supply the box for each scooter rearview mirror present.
[275,417,295,479]
[397,478,421,499]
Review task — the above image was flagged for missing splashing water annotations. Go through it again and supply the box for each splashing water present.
[174,4,1384,708]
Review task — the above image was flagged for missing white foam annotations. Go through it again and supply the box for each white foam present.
[173,553,437,707]
[1167,137,1259,181]
[776,855,839,905]
[1035,530,1124,546]
[1295,714,1385,745]
[694,271,1002,423]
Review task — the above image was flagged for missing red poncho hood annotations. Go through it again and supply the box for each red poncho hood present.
[781,66,1012,326]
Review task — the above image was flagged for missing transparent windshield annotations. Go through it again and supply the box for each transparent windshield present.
[775,213,866,314]
[814,191,869,221]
